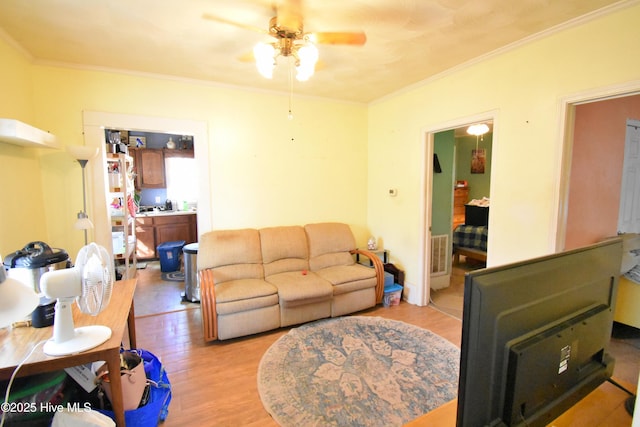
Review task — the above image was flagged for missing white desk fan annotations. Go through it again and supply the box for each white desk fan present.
[40,243,114,356]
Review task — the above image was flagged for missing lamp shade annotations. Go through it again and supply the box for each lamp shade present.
[254,43,276,79]
[75,212,94,230]
[67,145,98,161]
[0,265,39,328]
[296,43,318,81]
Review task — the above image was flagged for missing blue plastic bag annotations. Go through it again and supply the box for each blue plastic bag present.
[98,349,171,426]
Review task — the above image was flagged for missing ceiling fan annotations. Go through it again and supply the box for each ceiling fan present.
[203,0,366,81]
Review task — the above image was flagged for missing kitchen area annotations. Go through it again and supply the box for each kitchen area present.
[105,129,198,268]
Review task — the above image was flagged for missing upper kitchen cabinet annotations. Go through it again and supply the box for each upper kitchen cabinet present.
[134,148,166,188]
[163,147,194,158]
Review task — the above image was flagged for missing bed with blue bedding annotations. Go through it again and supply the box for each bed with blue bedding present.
[452,224,488,263]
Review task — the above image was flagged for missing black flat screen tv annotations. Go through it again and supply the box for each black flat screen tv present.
[456,238,622,427]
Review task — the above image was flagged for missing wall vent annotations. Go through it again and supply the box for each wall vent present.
[431,234,449,276]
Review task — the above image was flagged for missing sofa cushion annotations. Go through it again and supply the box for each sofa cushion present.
[198,229,263,278]
[266,271,333,307]
[210,264,264,284]
[260,226,309,276]
[305,223,357,271]
[215,278,279,315]
[314,264,377,295]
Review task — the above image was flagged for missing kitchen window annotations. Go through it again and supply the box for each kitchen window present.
[165,157,198,206]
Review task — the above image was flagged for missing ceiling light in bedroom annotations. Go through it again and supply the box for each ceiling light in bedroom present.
[467,124,490,136]
[468,123,490,152]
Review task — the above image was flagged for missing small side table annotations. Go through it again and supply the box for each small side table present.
[356,249,388,266]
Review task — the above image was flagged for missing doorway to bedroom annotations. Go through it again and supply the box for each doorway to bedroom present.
[425,119,493,310]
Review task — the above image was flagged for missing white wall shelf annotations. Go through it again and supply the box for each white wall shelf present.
[0,118,58,148]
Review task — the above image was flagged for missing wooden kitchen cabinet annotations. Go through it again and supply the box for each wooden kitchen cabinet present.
[134,148,166,188]
[135,217,156,259]
[135,214,197,260]
[163,148,194,158]
[155,215,196,244]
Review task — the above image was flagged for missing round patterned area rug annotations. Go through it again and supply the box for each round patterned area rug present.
[257,316,460,426]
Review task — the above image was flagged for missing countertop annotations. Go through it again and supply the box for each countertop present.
[137,210,197,217]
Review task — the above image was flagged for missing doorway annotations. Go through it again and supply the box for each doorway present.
[420,114,495,307]
[82,112,210,257]
[560,91,640,251]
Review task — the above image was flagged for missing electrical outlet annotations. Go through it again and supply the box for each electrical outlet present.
[155,196,161,203]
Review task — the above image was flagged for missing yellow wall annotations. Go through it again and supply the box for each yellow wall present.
[0,37,32,120]
[1,54,369,258]
[0,37,50,257]
[368,3,640,301]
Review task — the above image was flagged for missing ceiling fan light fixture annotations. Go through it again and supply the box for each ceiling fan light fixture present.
[295,42,318,81]
[467,123,490,136]
[203,8,366,83]
[254,42,276,79]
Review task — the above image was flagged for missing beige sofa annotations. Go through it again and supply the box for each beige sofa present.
[197,223,384,341]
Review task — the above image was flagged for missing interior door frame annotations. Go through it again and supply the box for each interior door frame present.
[419,111,497,307]
[618,119,640,234]
[82,111,210,258]
[555,82,640,251]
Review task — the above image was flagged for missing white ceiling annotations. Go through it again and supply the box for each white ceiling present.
[0,0,627,103]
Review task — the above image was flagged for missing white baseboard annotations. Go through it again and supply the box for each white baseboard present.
[430,274,451,291]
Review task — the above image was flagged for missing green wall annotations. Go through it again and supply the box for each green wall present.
[432,130,455,237]
[455,134,492,201]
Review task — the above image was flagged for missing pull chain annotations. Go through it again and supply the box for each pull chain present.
[288,59,294,120]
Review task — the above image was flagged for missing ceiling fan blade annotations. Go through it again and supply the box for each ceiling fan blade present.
[276,0,303,32]
[310,31,367,46]
[202,12,269,35]
[238,51,256,62]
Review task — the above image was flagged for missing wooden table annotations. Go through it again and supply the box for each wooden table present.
[0,279,137,427]
[405,377,635,426]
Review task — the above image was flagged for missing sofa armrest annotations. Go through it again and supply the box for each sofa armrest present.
[350,249,385,304]
[199,269,218,342]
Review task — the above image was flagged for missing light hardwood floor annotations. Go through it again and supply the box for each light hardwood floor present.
[133,259,638,426]
[133,261,199,317]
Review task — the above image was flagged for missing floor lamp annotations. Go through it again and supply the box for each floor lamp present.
[67,146,99,245]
